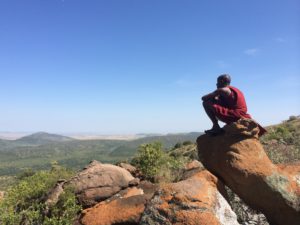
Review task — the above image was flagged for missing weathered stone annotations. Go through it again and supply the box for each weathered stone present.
[225,186,269,225]
[45,179,66,207]
[197,118,300,225]
[67,160,135,207]
[80,183,157,225]
[117,162,137,174]
[101,181,158,204]
[182,160,204,180]
[185,160,203,170]
[81,195,147,225]
[129,177,140,186]
[140,170,239,225]
[137,180,158,199]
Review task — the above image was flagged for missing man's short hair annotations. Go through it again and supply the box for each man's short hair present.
[217,74,231,85]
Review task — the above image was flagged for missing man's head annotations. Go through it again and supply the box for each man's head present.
[217,74,231,88]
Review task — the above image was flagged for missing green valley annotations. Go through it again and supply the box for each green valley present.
[0,132,201,178]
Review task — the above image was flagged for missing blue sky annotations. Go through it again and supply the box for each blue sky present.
[0,0,299,134]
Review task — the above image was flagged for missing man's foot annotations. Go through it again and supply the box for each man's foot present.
[205,126,224,135]
[205,124,220,133]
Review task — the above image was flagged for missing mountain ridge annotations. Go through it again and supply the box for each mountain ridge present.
[15,132,74,145]
[0,132,202,176]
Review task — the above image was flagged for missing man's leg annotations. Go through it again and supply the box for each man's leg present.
[202,100,220,131]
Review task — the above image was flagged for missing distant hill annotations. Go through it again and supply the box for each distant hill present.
[0,139,12,148]
[109,132,202,157]
[0,132,202,176]
[15,132,74,145]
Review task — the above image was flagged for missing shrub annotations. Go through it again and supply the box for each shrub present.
[44,186,81,225]
[261,117,300,163]
[131,142,185,182]
[288,115,298,121]
[0,165,80,225]
[16,168,35,180]
[173,142,182,149]
[182,140,193,146]
[262,124,293,144]
[131,142,164,180]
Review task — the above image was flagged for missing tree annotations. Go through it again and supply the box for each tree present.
[131,142,164,180]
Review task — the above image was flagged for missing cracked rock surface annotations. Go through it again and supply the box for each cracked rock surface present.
[140,170,239,225]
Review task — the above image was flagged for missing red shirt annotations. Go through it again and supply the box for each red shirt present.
[221,86,251,119]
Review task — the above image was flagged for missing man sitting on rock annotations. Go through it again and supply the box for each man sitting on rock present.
[202,74,266,135]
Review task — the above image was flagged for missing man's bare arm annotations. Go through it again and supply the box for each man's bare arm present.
[202,88,231,101]
[202,90,219,101]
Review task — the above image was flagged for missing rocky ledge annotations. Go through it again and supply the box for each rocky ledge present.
[44,118,299,225]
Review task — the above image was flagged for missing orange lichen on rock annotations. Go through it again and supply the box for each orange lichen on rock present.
[122,187,144,198]
[80,195,147,225]
[140,170,239,225]
[175,211,222,225]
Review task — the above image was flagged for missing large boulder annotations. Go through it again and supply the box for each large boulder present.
[140,170,239,225]
[80,181,157,225]
[197,118,300,225]
[66,160,135,207]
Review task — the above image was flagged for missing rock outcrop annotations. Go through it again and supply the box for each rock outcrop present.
[67,160,136,208]
[140,170,239,225]
[80,181,158,225]
[76,161,239,225]
[197,118,300,225]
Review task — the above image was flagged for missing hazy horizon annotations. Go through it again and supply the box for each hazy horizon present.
[0,130,204,141]
[1,114,298,139]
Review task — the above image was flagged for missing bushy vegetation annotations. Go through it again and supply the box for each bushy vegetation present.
[0,164,81,225]
[172,140,194,150]
[0,133,200,177]
[0,176,16,191]
[262,125,293,143]
[131,142,187,182]
[169,142,198,160]
[261,117,300,163]
[262,116,299,143]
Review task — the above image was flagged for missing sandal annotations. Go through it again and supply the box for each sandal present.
[205,128,224,136]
